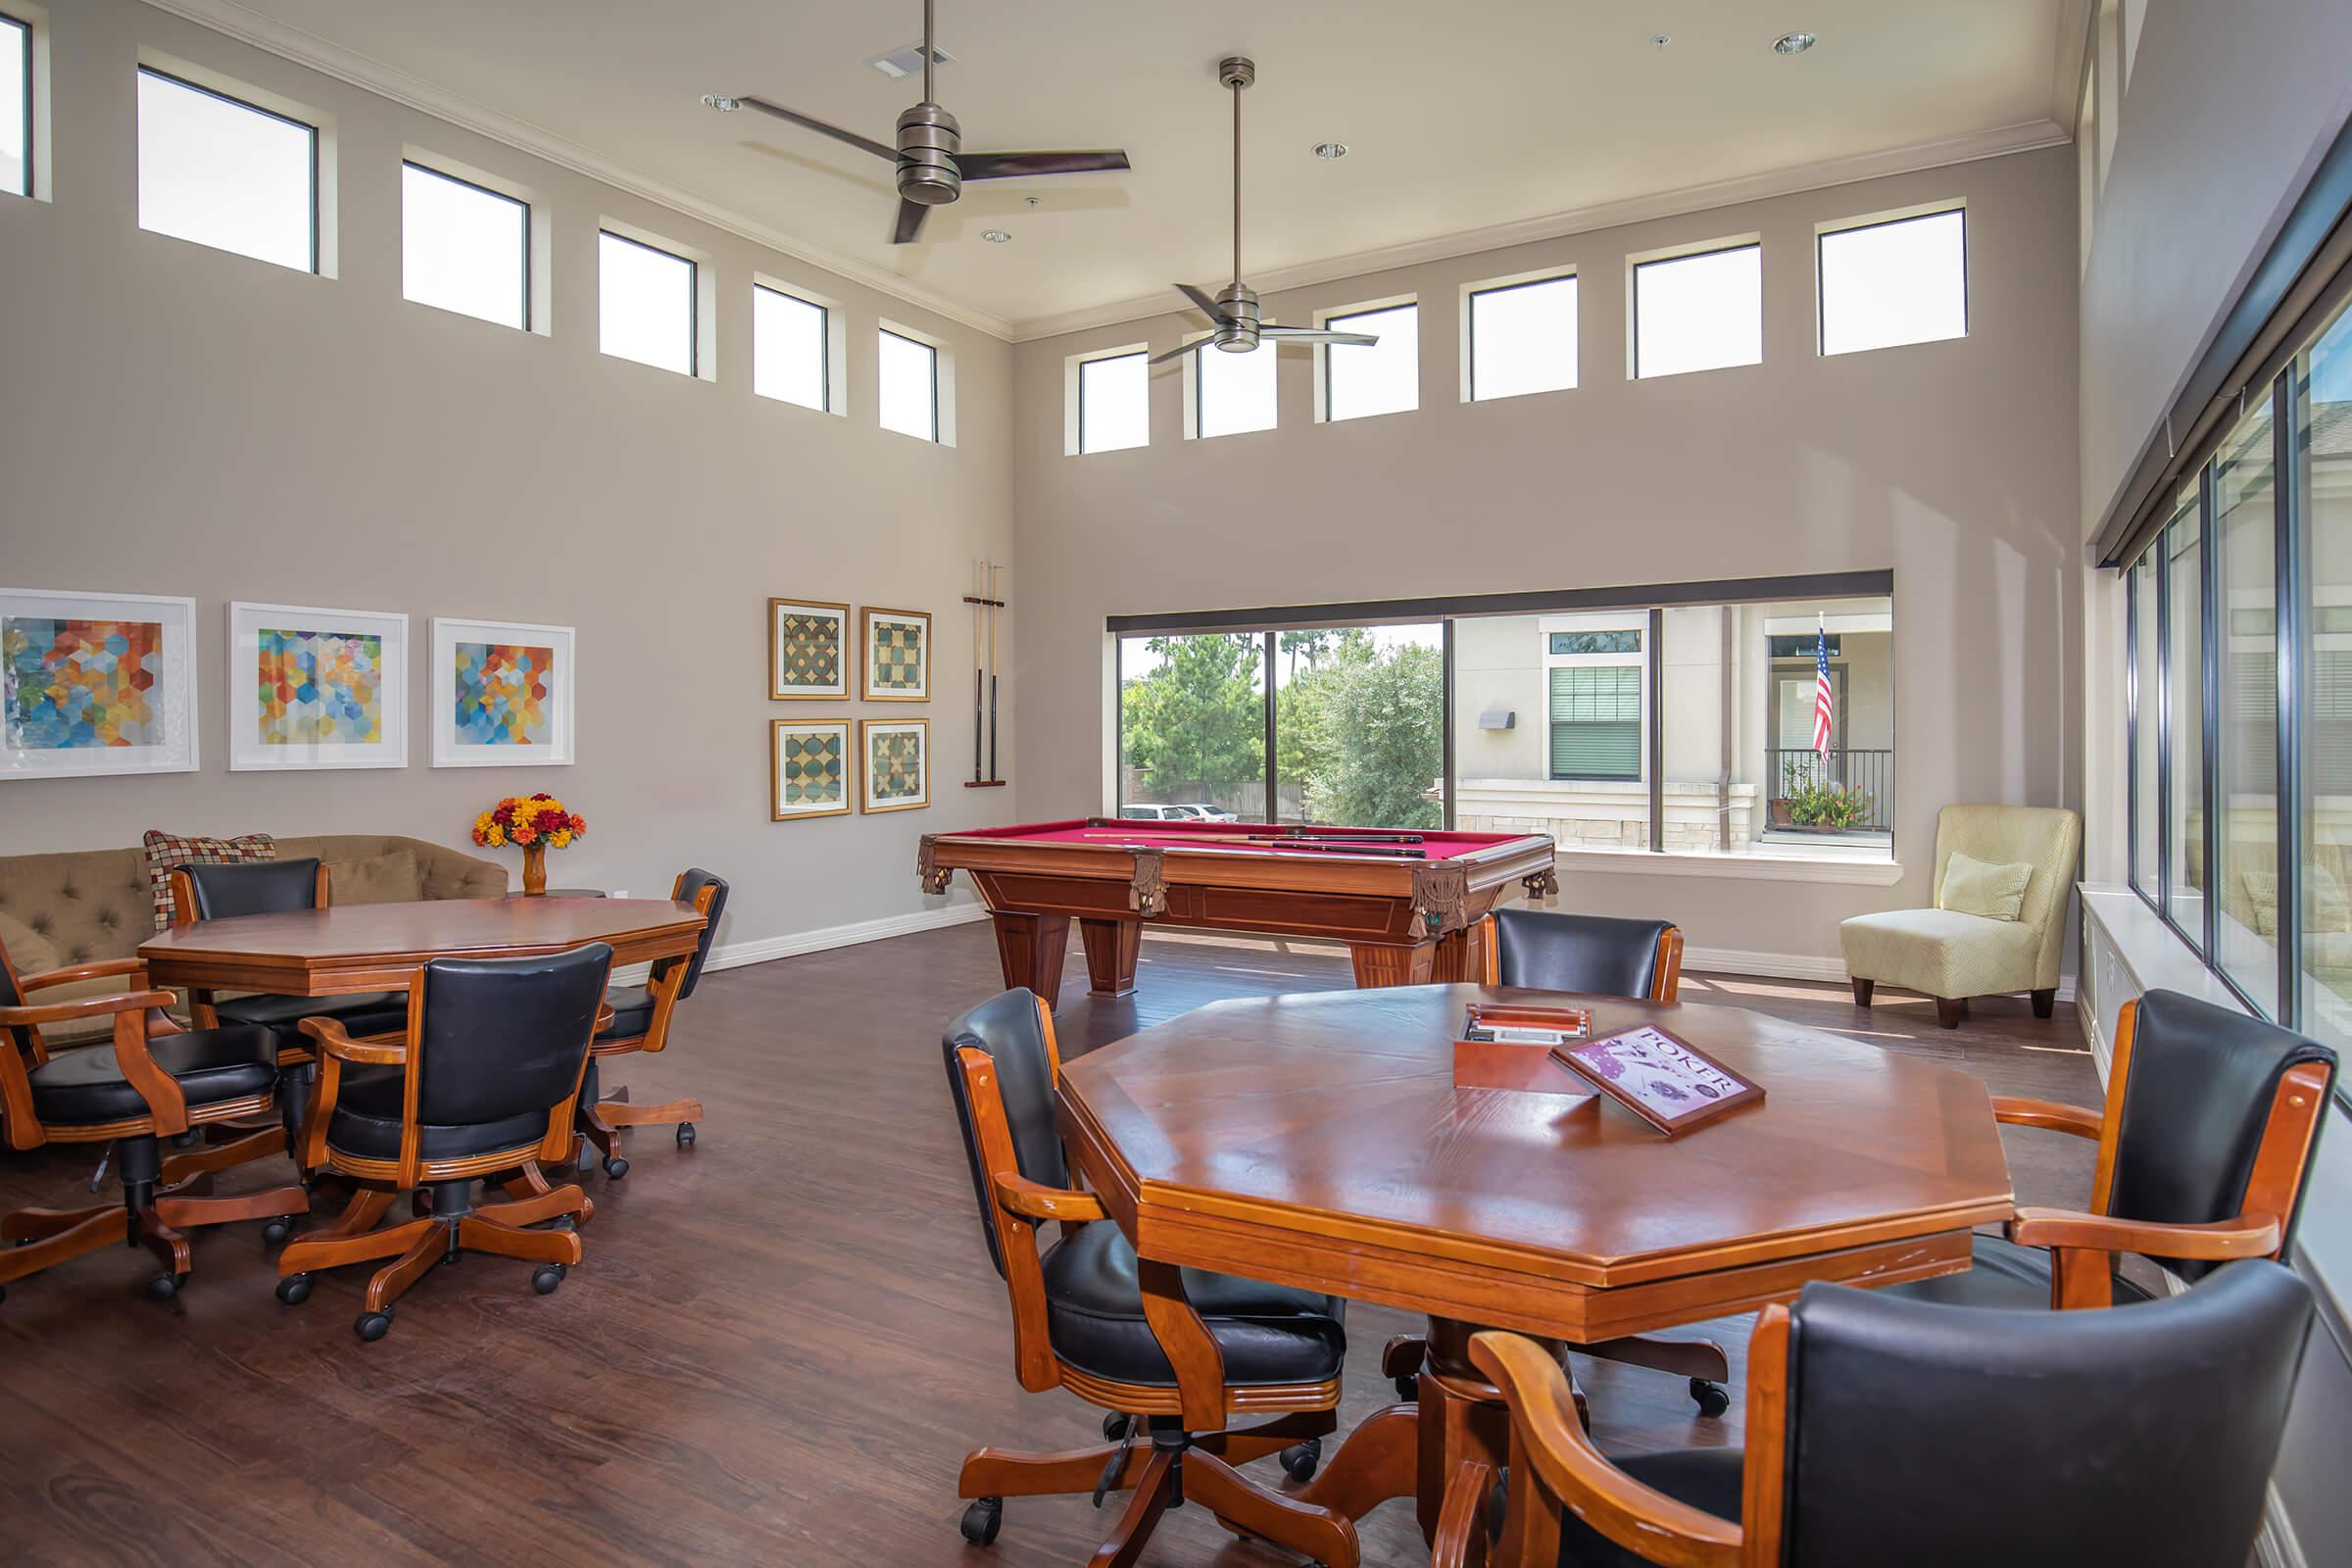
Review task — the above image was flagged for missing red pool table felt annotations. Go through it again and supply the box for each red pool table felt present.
[947,818,1517,860]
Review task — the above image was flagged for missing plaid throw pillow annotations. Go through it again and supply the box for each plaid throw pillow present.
[143,830,276,930]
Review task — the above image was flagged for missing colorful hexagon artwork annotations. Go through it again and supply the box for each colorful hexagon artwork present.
[454,641,554,746]
[2,617,164,750]
[256,627,381,746]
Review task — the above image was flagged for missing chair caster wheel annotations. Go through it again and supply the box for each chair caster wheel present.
[276,1273,313,1305]
[532,1264,566,1295]
[355,1309,392,1342]
[959,1496,1003,1546]
[261,1217,293,1247]
[675,1122,696,1148]
[602,1155,629,1179]
[146,1272,182,1302]
[1102,1411,1132,1442]
[1279,1438,1321,1484]
[1394,1371,1419,1402]
[1690,1378,1731,1417]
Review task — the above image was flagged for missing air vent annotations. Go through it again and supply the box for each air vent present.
[866,42,955,79]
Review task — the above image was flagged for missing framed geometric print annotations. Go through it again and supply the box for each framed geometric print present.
[227,601,408,771]
[861,606,930,702]
[858,717,929,813]
[0,587,199,780]
[769,598,850,700]
[431,616,575,767]
[772,717,852,820]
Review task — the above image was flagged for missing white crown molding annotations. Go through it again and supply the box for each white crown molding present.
[136,0,1020,340]
[1010,117,2071,344]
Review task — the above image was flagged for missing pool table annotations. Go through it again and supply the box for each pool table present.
[917,818,1557,1002]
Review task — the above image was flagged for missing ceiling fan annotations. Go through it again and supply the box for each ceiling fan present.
[1152,58,1374,365]
[703,0,1131,245]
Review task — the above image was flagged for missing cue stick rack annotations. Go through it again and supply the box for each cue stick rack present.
[963,559,1008,788]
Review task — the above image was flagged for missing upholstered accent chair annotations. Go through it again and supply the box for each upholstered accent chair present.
[942,989,1355,1565]
[574,867,726,1179]
[272,945,610,1342]
[1885,990,2332,1312]
[0,932,308,1306]
[1839,804,2082,1027]
[1444,1262,2312,1568]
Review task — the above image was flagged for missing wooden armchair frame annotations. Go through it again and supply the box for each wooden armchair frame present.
[168,862,335,1055]
[1988,997,2329,1309]
[950,993,1358,1567]
[1476,915,1687,1004]
[0,947,307,1302]
[572,870,719,1176]
[271,976,610,1341]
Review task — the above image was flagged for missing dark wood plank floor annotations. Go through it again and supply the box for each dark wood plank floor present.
[0,922,2100,1567]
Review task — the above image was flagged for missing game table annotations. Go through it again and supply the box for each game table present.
[917,818,1556,1001]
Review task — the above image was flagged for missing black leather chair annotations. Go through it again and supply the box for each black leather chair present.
[1887,989,2333,1313]
[0,934,307,1304]
[943,988,1357,1567]
[1447,1261,2313,1568]
[272,944,610,1342]
[574,867,726,1178]
[1481,908,1684,1002]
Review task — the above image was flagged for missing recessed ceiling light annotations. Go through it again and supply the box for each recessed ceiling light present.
[701,94,741,112]
[982,229,1011,243]
[1313,141,1348,160]
[1773,31,1818,55]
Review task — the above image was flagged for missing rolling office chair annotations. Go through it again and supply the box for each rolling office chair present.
[1439,1261,2313,1568]
[272,945,610,1342]
[1885,988,2333,1312]
[0,933,307,1303]
[574,867,726,1178]
[1384,907,1725,1414]
[944,988,1358,1567]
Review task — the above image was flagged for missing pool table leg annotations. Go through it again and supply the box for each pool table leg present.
[1078,918,1142,999]
[1349,940,1438,987]
[991,912,1072,1004]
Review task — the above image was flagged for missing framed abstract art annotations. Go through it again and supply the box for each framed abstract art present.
[861,606,930,702]
[772,718,852,820]
[227,601,407,771]
[0,587,199,780]
[430,616,575,767]
[858,716,929,813]
[769,598,849,700]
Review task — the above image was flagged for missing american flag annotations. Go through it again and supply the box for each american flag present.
[1811,615,1835,758]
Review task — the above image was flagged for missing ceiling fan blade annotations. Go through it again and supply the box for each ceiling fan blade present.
[891,197,931,245]
[1175,282,1226,319]
[1259,325,1379,347]
[957,150,1132,179]
[735,96,897,163]
[1149,340,1203,366]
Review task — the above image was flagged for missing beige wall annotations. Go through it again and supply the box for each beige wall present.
[1010,148,2082,963]
[0,0,1011,948]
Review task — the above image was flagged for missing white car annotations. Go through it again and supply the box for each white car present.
[1119,803,1240,822]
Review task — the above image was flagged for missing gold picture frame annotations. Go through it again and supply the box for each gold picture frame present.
[858,716,930,813]
[770,717,853,821]
[768,598,851,700]
[860,606,931,703]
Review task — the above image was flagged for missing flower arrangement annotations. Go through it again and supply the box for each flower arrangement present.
[472,794,586,896]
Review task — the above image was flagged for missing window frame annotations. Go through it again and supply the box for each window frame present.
[1544,615,1648,784]
[1073,346,1149,456]
[1464,270,1580,403]
[878,325,941,443]
[1,9,29,201]
[400,158,531,332]
[1629,238,1763,381]
[1188,334,1279,440]
[1814,204,1969,358]
[598,226,701,377]
[1317,297,1420,423]
[135,63,321,275]
[753,279,837,415]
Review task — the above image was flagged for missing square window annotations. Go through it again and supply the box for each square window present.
[599,229,697,375]
[1470,274,1578,400]
[1197,342,1276,437]
[1818,209,1967,356]
[1633,244,1760,378]
[1324,303,1418,421]
[1079,351,1148,454]
[1,13,28,199]
[137,68,317,273]
[402,162,527,330]
[879,327,939,442]
[755,283,829,412]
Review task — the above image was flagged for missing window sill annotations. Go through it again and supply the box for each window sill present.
[1552,844,1904,887]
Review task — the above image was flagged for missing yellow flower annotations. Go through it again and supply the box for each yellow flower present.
[550,829,572,849]
[482,824,506,847]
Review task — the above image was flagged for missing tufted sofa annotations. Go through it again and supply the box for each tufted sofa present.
[0,834,507,1045]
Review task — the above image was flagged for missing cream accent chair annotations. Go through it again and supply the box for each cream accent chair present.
[1839,805,2082,1028]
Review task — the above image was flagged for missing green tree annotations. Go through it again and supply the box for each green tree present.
[1297,640,1445,828]
[1121,634,1264,803]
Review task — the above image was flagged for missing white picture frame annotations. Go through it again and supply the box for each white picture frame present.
[430,615,575,768]
[226,601,408,771]
[0,587,199,780]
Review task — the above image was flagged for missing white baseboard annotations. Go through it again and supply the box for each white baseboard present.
[611,902,988,987]
[1684,943,2077,1002]
[2254,1483,2306,1568]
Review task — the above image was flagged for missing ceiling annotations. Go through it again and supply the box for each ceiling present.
[165,0,2083,338]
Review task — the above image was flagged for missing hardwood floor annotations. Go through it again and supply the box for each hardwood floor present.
[0,921,2101,1567]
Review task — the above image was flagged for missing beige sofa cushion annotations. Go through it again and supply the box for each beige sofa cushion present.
[323,848,423,906]
[0,908,61,976]
[1840,907,2043,1000]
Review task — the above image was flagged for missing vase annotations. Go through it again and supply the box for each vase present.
[522,841,548,897]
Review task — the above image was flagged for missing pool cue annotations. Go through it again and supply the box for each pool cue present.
[1073,833,1425,858]
[971,561,983,784]
[987,562,1002,783]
